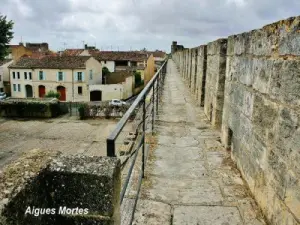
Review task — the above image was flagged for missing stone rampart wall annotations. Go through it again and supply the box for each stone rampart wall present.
[172,16,300,225]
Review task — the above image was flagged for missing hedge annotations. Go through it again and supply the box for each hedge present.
[0,99,67,118]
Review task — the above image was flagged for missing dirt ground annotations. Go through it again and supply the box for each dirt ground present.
[0,115,133,169]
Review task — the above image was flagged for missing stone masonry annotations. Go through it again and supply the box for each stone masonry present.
[204,39,227,129]
[0,149,121,225]
[196,45,207,107]
[133,60,266,225]
[172,16,300,225]
[190,47,198,95]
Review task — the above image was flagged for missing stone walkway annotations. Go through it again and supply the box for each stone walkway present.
[132,60,266,225]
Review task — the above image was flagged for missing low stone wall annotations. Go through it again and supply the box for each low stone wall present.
[172,16,300,225]
[0,149,121,225]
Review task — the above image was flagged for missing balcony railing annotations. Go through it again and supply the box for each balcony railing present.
[106,59,168,224]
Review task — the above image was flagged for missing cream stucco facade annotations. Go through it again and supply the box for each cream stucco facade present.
[100,60,115,72]
[9,57,102,101]
[144,54,155,85]
[0,60,13,93]
[89,75,133,101]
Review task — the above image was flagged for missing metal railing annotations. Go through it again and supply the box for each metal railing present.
[106,59,168,224]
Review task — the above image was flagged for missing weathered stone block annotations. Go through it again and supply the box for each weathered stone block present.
[252,94,278,139]
[0,149,60,225]
[0,150,121,225]
[252,59,274,94]
[267,151,289,200]
[227,32,250,56]
[269,60,300,106]
[49,155,121,220]
[248,29,277,56]
[278,16,300,55]
[204,39,227,128]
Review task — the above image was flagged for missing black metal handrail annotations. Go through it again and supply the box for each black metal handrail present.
[106,59,168,157]
[106,59,168,225]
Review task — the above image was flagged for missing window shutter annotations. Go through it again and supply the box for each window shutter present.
[74,72,77,81]
[43,71,46,80]
[56,72,59,81]
[63,72,65,81]
[82,72,85,81]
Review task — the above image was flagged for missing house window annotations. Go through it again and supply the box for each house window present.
[17,72,20,79]
[104,60,107,64]
[77,72,82,81]
[24,72,27,79]
[29,72,32,80]
[39,71,44,80]
[89,70,93,80]
[18,84,21,92]
[78,86,82,94]
[13,84,16,91]
[12,72,15,79]
[0,75,1,81]
[58,72,63,81]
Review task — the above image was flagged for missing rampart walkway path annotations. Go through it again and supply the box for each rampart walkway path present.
[132,60,266,225]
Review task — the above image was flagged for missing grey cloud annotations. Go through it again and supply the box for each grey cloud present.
[1,0,300,52]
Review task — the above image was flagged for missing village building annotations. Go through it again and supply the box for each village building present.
[8,56,103,101]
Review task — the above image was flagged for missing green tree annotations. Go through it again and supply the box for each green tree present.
[102,66,110,76]
[134,71,143,87]
[0,15,14,60]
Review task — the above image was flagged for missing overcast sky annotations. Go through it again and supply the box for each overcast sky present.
[1,0,300,52]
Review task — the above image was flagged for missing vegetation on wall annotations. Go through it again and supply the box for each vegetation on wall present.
[0,15,14,60]
[134,71,144,87]
[102,66,111,76]
[45,91,60,99]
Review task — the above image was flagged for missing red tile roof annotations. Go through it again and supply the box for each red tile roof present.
[9,56,93,69]
[0,59,13,66]
[62,49,84,56]
[151,50,166,58]
[22,51,58,59]
[90,50,148,62]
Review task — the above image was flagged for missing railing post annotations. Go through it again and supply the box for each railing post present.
[142,94,146,178]
[107,139,116,157]
[152,83,155,134]
[156,74,159,115]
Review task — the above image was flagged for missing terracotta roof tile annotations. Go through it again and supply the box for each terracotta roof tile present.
[90,51,148,61]
[22,51,58,59]
[0,59,13,66]
[9,56,92,69]
[62,49,84,56]
[151,51,166,58]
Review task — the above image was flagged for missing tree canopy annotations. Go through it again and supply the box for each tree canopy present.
[102,66,110,76]
[0,15,14,60]
[134,71,144,87]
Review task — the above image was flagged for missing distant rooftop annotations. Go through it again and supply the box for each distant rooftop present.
[9,56,95,69]
[0,59,13,66]
[91,51,149,62]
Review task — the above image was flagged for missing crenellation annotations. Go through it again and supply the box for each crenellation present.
[172,15,300,225]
